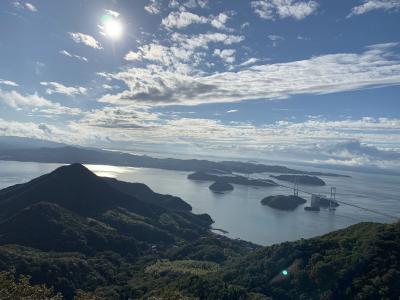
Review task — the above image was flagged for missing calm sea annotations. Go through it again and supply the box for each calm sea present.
[0,160,399,246]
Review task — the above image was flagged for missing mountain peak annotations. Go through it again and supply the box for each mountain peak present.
[51,163,93,177]
[0,163,158,219]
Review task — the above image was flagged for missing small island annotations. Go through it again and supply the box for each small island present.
[261,195,307,210]
[209,181,234,192]
[270,175,326,186]
[188,171,277,187]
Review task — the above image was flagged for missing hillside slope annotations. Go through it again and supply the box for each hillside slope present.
[0,164,397,299]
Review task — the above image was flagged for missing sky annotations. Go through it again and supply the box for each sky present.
[0,0,399,172]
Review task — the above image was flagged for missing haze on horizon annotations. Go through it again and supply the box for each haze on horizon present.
[0,0,399,172]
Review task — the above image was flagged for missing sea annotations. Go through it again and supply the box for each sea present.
[0,160,399,246]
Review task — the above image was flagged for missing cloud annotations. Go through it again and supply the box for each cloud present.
[239,58,259,67]
[59,50,88,62]
[169,0,209,9]
[68,112,400,171]
[38,123,52,134]
[227,109,239,113]
[40,82,87,96]
[162,11,209,29]
[348,0,400,17]
[122,33,244,73]
[68,32,102,49]
[124,51,141,61]
[13,1,37,12]
[0,89,81,115]
[213,49,236,63]
[162,10,233,30]
[251,0,318,20]
[241,22,250,29]
[25,2,37,12]
[77,106,160,129]
[100,42,400,106]
[124,44,193,68]
[210,12,232,31]
[104,9,120,18]
[0,79,19,87]
[268,34,284,47]
[171,32,244,50]
[144,0,162,14]
[324,140,400,161]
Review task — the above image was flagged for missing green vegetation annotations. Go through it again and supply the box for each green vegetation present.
[271,175,326,186]
[0,271,62,299]
[209,181,234,192]
[261,195,307,210]
[145,260,219,276]
[188,171,277,187]
[0,164,398,299]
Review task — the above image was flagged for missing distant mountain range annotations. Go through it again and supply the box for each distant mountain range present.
[0,136,349,177]
[0,163,398,299]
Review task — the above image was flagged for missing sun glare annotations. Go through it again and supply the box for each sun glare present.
[101,15,123,39]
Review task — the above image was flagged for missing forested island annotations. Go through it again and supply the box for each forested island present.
[270,175,326,186]
[261,195,307,210]
[188,171,277,187]
[209,181,234,192]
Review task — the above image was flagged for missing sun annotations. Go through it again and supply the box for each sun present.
[101,15,123,39]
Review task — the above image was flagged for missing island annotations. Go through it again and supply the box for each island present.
[209,181,234,192]
[188,171,278,187]
[261,195,307,210]
[270,175,326,186]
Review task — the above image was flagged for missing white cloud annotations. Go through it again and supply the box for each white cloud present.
[122,33,244,74]
[162,11,209,28]
[210,12,232,30]
[297,35,311,40]
[68,113,400,171]
[124,50,142,61]
[241,22,250,29]
[213,49,236,63]
[348,0,400,17]
[268,34,284,47]
[227,109,239,113]
[0,79,19,87]
[0,89,81,115]
[25,2,37,12]
[145,0,162,14]
[59,50,88,62]
[168,0,209,9]
[40,82,87,96]
[104,9,120,18]
[171,32,244,50]
[100,43,400,106]
[69,32,102,49]
[239,58,259,67]
[77,106,160,129]
[251,0,318,20]
[162,10,233,30]
[13,1,37,12]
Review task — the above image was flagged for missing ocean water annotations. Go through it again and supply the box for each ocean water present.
[0,160,399,246]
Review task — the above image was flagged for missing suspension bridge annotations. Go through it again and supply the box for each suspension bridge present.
[277,179,399,221]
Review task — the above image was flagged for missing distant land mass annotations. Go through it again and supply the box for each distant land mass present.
[0,136,350,177]
[261,195,307,210]
[188,171,278,187]
[0,164,398,299]
[209,181,234,192]
[271,174,326,186]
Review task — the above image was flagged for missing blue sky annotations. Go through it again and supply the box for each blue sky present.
[0,0,399,171]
